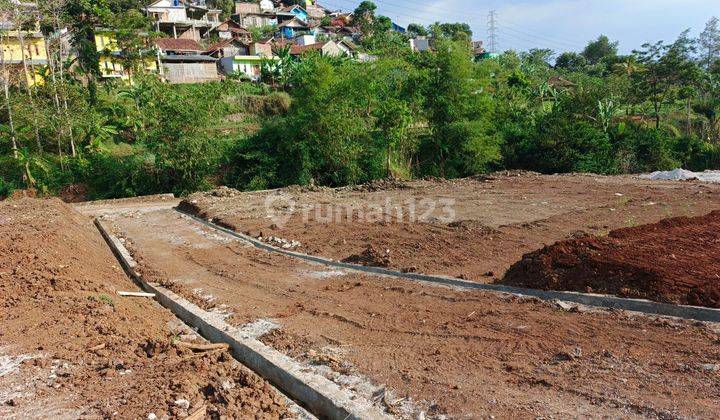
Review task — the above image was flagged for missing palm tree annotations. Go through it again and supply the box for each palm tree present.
[613,56,643,77]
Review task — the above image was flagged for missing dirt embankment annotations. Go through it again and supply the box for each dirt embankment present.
[0,198,290,418]
[502,211,720,308]
[179,174,720,281]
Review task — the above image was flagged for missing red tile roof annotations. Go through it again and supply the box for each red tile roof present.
[289,42,328,55]
[155,38,202,52]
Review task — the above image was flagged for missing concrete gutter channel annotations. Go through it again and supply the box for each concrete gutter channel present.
[94,219,391,420]
[177,210,720,323]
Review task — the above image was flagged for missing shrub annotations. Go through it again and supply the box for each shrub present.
[610,125,679,173]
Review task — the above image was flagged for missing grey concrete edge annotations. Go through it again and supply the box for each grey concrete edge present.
[94,219,391,420]
[178,210,720,323]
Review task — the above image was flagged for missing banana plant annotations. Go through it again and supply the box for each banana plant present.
[82,116,119,153]
[598,97,619,133]
[17,147,48,189]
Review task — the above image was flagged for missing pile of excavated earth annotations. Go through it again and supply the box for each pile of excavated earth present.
[4,171,720,418]
[0,198,290,418]
[503,211,720,308]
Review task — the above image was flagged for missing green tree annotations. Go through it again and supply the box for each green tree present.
[698,17,720,70]
[421,40,499,177]
[634,30,699,129]
[555,52,587,72]
[407,23,427,37]
[582,35,619,65]
[429,22,472,42]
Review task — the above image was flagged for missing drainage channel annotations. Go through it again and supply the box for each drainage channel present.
[177,209,720,323]
[95,219,391,420]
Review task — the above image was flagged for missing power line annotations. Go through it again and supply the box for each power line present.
[320,0,586,52]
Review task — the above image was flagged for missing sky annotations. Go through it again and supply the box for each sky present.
[320,0,720,54]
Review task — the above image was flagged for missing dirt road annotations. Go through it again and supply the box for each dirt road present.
[87,199,720,419]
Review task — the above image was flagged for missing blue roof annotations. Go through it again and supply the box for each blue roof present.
[391,22,406,33]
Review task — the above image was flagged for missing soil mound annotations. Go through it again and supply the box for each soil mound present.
[0,198,289,417]
[502,210,720,308]
[58,183,88,203]
[343,244,393,267]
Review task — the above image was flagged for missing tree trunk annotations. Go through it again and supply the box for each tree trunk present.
[685,98,691,137]
[53,10,77,157]
[0,37,18,159]
[1,72,18,159]
[15,23,43,152]
[45,39,64,166]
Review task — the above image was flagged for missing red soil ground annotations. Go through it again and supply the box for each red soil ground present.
[180,173,720,284]
[0,198,290,418]
[502,211,720,308]
[86,199,720,418]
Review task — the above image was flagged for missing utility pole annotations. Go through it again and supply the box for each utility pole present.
[487,10,498,53]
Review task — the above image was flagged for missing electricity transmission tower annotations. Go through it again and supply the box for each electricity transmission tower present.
[487,10,498,53]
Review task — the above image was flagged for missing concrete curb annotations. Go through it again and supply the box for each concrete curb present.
[94,219,391,420]
[178,210,720,323]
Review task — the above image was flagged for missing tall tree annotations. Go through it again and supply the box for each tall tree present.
[698,17,720,70]
[633,30,698,129]
[63,0,112,104]
[582,35,619,65]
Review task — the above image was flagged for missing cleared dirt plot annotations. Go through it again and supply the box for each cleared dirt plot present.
[0,199,290,418]
[93,203,720,418]
[503,211,720,308]
[180,172,720,282]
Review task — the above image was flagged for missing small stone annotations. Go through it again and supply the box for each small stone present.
[700,363,718,372]
[147,413,157,420]
[221,379,235,390]
[174,399,190,410]
[554,300,577,312]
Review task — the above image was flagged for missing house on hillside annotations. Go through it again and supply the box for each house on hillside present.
[409,37,432,53]
[94,30,159,80]
[0,29,48,86]
[0,5,48,86]
[217,42,278,81]
[305,3,328,21]
[472,41,486,60]
[144,0,221,40]
[336,26,361,43]
[276,5,308,23]
[234,1,278,28]
[278,17,310,39]
[155,38,219,83]
[289,37,354,58]
[391,22,406,33]
[204,38,250,58]
[208,19,252,43]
